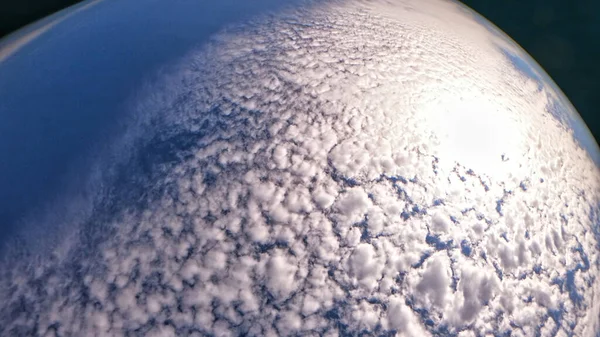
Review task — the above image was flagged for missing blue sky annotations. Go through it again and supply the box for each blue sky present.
[0,0,291,245]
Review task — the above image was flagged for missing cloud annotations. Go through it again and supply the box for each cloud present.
[0,0,599,336]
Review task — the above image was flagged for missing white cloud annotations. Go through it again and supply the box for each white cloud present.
[415,254,452,309]
[0,0,599,336]
[386,295,430,336]
[266,251,299,300]
[348,243,384,290]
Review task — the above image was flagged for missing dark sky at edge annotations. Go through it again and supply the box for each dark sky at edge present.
[1,0,599,142]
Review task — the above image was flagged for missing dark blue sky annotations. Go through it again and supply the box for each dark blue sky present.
[462,0,600,146]
[501,48,600,166]
[0,0,291,244]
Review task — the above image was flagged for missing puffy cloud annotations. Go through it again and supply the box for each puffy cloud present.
[0,0,599,336]
[386,295,430,336]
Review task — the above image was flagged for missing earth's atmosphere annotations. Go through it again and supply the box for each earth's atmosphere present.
[0,0,599,336]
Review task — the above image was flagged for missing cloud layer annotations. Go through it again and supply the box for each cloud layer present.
[1,0,599,336]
